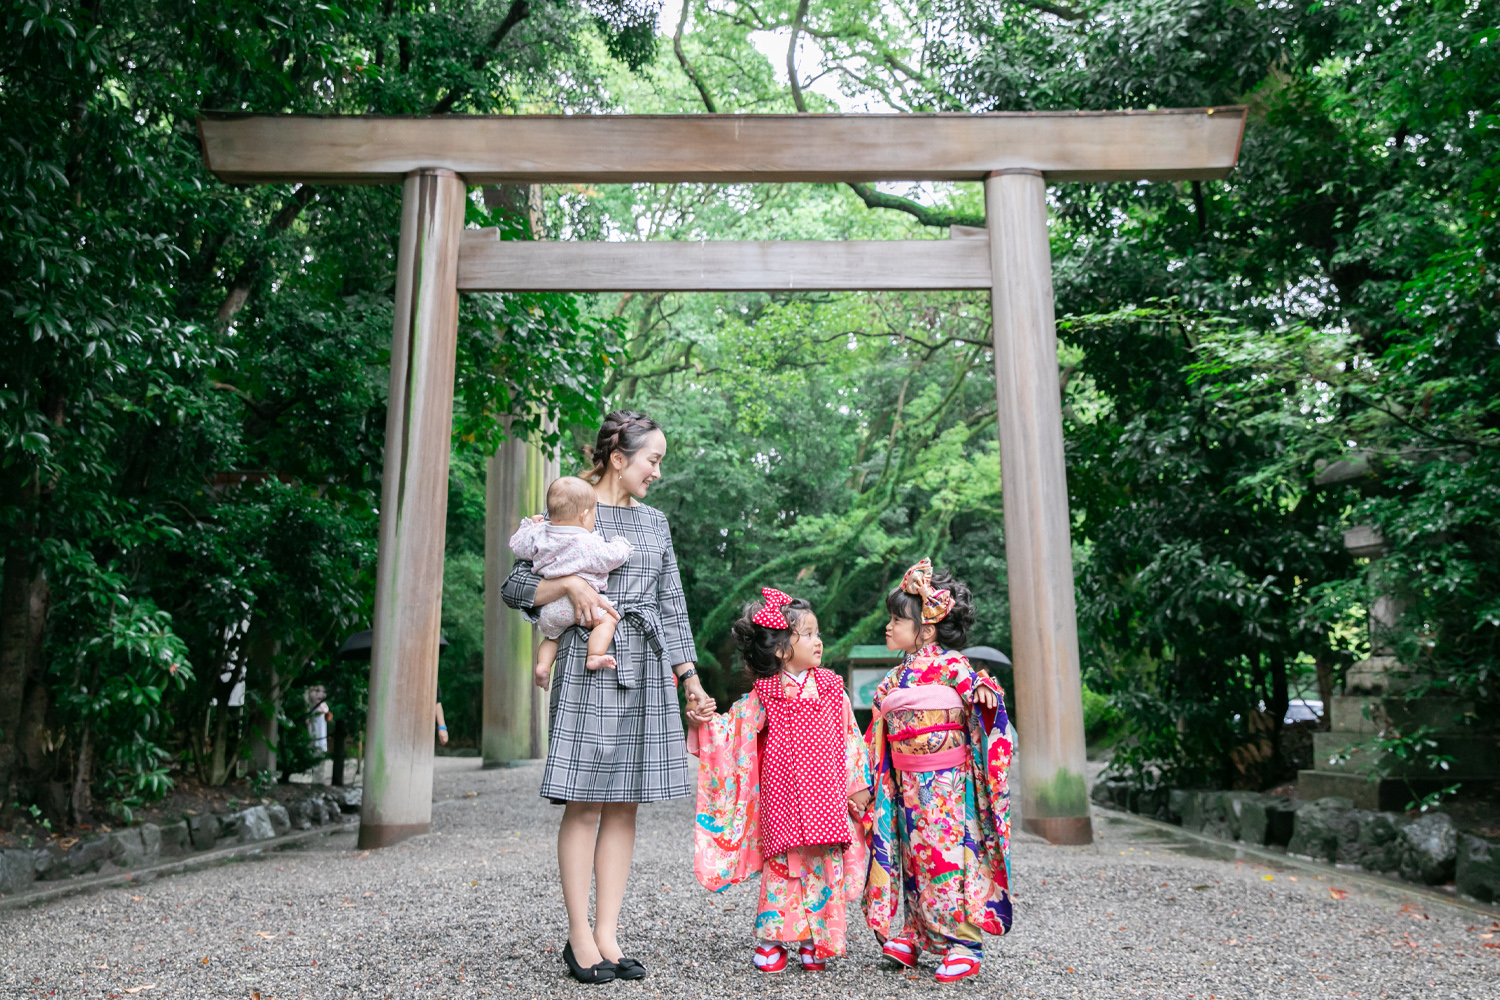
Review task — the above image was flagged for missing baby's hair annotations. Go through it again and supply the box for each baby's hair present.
[731,596,813,680]
[885,567,976,650]
[546,476,596,522]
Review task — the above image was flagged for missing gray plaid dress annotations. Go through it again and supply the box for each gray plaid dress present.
[502,502,697,803]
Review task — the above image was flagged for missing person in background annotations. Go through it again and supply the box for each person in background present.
[435,683,448,746]
[306,686,332,753]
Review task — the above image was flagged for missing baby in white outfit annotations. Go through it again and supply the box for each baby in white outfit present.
[509,476,633,688]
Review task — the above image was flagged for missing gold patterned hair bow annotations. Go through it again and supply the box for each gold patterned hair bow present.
[899,558,954,625]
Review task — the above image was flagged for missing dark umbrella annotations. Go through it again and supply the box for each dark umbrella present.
[336,628,449,662]
[962,645,1012,668]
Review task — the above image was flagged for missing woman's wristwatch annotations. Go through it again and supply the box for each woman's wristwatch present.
[675,667,697,682]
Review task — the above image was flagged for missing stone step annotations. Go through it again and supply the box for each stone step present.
[1292,770,1465,812]
[1328,695,1476,734]
[1311,731,1500,777]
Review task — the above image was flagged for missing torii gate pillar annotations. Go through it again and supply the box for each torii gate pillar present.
[358,169,466,849]
[986,170,1091,844]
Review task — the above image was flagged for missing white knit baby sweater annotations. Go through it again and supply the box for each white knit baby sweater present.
[508,520,632,593]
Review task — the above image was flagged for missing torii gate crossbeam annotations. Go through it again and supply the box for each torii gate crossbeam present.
[198,109,1247,849]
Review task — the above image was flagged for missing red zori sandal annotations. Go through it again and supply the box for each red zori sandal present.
[934,953,981,984]
[881,938,919,968]
[797,944,826,972]
[752,944,787,974]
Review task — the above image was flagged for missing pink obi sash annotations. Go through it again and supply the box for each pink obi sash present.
[890,745,968,773]
[875,683,962,718]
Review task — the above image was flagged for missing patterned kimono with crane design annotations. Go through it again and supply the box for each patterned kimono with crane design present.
[863,644,1014,959]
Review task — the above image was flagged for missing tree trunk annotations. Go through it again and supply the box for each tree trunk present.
[1268,650,1289,776]
[0,542,51,821]
[1314,652,1334,730]
[210,694,231,786]
[245,627,280,778]
[331,716,347,786]
[70,725,92,827]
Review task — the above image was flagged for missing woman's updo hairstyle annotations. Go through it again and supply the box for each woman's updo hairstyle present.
[731,596,813,680]
[885,567,976,650]
[586,410,662,484]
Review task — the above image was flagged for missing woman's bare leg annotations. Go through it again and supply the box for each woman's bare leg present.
[558,802,605,966]
[591,801,639,961]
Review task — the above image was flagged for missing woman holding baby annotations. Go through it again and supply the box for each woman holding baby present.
[501,410,715,984]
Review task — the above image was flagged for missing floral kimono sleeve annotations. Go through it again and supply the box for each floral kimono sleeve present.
[691,692,765,892]
[840,693,872,904]
[967,678,1016,935]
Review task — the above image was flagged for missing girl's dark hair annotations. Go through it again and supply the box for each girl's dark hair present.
[586,410,662,484]
[885,567,975,650]
[731,597,813,680]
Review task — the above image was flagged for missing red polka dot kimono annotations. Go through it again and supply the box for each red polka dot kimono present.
[689,667,872,958]
[863,645,1014,960]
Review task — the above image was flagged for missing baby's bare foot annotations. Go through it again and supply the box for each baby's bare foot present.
[585,654,617,671]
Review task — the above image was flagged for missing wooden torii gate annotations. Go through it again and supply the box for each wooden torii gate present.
[199,108,1246,849]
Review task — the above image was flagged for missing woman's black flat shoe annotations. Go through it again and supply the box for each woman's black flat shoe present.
[609,957,646,980]
[563,942,617,984]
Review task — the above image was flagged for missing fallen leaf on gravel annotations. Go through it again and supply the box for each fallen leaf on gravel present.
[255,932,275,939]
[1483,942,1499,949]
[1329,889,1348,900]
[122,986,154,994]
[1262,875,1274,881]
[1191,885,1212,891]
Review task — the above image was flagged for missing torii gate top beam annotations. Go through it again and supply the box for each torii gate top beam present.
[197,108,1246,186]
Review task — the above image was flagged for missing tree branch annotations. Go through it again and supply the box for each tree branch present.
[845,182,985,230]
[430,0,531,115]
[213,185,319,325]
[786,0,810,113]
[1014,0,1087,19]
[674,2,718,113]
[211,2,532,325]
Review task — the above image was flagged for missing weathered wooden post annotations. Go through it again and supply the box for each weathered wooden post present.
[985,169,1093,846]
[531,437,558,759]
[482,433,533,766]
[358,168,466,849]
[482,418,559,766]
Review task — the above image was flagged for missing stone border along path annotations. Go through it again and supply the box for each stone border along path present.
[0,816,360,912]
[6,758,1500,999]
[1095,806,1500,922]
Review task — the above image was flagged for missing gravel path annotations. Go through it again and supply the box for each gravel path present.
[5,758,1499,999]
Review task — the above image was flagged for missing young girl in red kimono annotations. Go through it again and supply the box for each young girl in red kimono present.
[863,559,1014,984]
[689,588,871,973]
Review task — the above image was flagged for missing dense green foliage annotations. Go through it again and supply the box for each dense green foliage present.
[0,0,634,822]
[3,0,1495,828]
[596,0,1500,789]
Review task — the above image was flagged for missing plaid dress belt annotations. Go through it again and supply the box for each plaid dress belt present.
[610,603,667,688]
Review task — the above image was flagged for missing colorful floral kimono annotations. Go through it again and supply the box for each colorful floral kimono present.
[864,644,1013,959]
[690,669,872,958]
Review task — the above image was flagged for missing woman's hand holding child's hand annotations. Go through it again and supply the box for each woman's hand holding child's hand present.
[847,787,872,819]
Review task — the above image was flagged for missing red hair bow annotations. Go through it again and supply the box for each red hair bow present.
[752,588,793,629]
